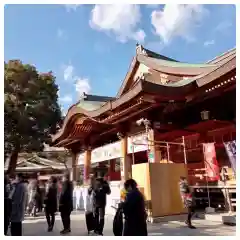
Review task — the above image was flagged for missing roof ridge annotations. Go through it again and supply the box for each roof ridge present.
[83,93,115,102]
[136,43,179,62]
[206,47,236,64]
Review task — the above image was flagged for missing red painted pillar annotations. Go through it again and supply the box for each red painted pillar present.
[83,149,91,184]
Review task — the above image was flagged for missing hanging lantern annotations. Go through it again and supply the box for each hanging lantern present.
[201,110,210,120]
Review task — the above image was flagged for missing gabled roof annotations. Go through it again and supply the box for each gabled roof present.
[67,93,115,114]
[51,45,236,147]
[207,47,236,64]
[83,92,115,102]
[4,154,68,172]
[116,44,236,97]
[141,45,178,62]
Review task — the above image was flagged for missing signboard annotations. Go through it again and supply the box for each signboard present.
[159,73,169,84]
[127,133,148,154]
[148,151,154,163]
[91,141,121,163]
[203,143,220,181]
[120,157,124,179]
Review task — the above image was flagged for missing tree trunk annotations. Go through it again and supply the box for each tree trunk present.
[7,144,20,176]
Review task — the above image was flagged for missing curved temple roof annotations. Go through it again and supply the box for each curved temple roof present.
[52,45,236,146]
[117,45,236,96]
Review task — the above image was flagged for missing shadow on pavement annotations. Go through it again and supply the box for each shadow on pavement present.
[22,216,236,236]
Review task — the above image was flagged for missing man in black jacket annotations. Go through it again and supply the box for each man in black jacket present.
[59,172,73,234]
[44,177,58,232]
[92,177,111,235]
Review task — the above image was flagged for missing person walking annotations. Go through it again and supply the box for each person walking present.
[28,180,40,217]
[179,176,196,229]
[10,173,27,236]
[122,179,147,236]
[92,176,111,236]
[59,172,73,234]
[44,176,58,232]
[4,174,12,235]
[38,181,46,213]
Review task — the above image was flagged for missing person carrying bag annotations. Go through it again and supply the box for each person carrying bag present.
[113,203,123,236]
[84,187,95,235]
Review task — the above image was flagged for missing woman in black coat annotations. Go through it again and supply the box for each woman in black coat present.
[59,172,73,234]
[122,179,147,236]
[44,177,58,232]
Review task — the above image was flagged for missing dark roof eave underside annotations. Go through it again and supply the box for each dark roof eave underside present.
[52,79,196,143]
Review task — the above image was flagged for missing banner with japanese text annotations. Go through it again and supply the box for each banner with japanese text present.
[203,143,220,181]
[224,140,236,175]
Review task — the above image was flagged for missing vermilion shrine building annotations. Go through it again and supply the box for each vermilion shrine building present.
[52,45,236,216]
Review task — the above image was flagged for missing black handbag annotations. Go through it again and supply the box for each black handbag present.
[113,206,123,236]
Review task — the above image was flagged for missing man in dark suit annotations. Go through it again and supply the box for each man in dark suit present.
[44,176,58,232]
[59,172,73,234]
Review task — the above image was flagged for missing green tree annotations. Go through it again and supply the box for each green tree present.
[4,60,62,175]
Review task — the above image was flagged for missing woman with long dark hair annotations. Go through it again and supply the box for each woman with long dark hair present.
[122,179,147,236]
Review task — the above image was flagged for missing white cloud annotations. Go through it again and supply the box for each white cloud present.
[63,65,74,81]
[65,4,80,12]
[57,86,61,97]
[60,106,67,117]
[90,4,145,43]
[215,21,232,32]
[59,95,73,103]
[75,78,91,97]
[132,29,146,43]
[151,4,208,44]
[204,40,215,47]
[61,64,91,98]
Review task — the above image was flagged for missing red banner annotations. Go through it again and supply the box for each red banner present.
[203,143,220,181]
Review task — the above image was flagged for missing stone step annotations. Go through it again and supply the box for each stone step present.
[205,213,236,226]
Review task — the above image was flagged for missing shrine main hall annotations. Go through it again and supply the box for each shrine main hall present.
[51,44,236,217]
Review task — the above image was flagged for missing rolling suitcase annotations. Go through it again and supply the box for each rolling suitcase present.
[85,212,95,235]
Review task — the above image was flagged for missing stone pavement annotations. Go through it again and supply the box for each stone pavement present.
[21,211,236,236]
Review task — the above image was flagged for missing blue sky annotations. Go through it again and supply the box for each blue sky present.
[4,4,236,115]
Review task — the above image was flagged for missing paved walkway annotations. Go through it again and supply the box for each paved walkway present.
[20,212,235,236]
